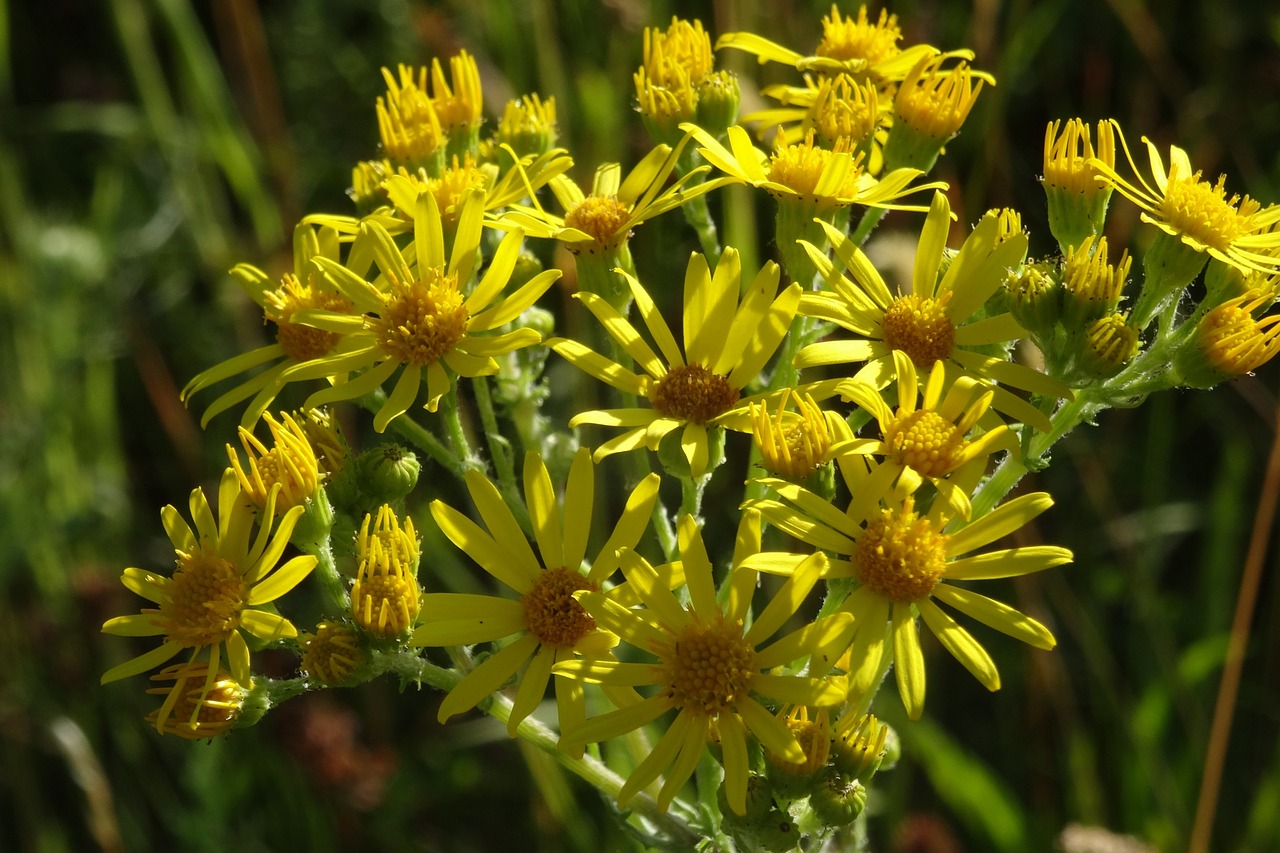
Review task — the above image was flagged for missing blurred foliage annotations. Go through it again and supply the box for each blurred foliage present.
[3,0,1280,851]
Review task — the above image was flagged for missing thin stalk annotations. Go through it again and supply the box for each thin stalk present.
[1188,397,1280,853]
[360,391,468,481]
[471,375,533,537]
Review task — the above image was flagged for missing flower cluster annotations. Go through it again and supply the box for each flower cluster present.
[100,3,1280,847]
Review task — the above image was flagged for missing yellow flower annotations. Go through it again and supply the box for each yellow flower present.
[1060,235,1131,328]
[1192,289,1280,378]
[717,4,956,84]
[892,54,984,141]
[1042,118,1116,250]
[181,222,356,428]
[750,389,853,481]
[549,248,800,478]
[1091,126,1280,275]
[794,190,1069,431]
[835,351,1018,518]
[553,516,852,815]
[227,411,322,511]
[145,660,249,739]
[282,190,560,431]
[413,449,661,741]
[101,469,316,688]
[493,94,558,156]
[765,706,831,777]
[685,124,939,216]
[499,138,732,255]
[1079,312,1139,378]
[351,506,421,637]
[748,484,1071,719]
[377,64,446,170]
[300,621,362,686]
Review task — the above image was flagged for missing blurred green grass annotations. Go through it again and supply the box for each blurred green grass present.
[3,0,1280,850]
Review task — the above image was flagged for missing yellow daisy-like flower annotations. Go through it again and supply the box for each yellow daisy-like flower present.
[765,706,831,777]
[684,123,939,217]
[413,448,661,741]
[750,389,853,482]
[549,248,801,478]
[892,54,984,142]
[1060,235,1131,328]
[227,411,323,512]
[834,351,1018,519]
[1091,127,1280,275]
[794,190,1069,431]
[101,469,317,688]
[145,660,249,739]
[553,516,852,815]
[748,483,1072,719]
[499,138,731,256]
[282,190,560,431]
[717,4,953,84]
[181,222,356,428]
[351,505,421,637]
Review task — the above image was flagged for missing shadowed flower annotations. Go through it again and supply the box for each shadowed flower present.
[145,660,249,739]
[549,248,800,478]
[750,389,853,482]
[553,516,852,815]
[300,622,362,686]
[413,449,660,743]
[181,222,357,428]
[101,470,316,691]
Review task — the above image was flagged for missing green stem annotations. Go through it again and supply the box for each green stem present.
[682,190,721,268]
[439,386,481,471]
[361,391,468,481]
[310,539,348,613]
[472,375,533,537]
[848,205,887,247]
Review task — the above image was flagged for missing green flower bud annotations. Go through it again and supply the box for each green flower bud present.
[809,768,867,827]
[290,486,335,554]
[356,444,420,505]
[694,70,740,137]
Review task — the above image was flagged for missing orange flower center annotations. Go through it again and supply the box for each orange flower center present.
[650,364,739,424]
[884,409,965,477]
[854,502,948,602]
[1160,174,1249,252]
[375,268,470,367]
[662,617,755,716]
[162,549,247,647]
[267,274,354,362]
[521,567,598,648]
[881,293,955,368]
[564,196,632,252]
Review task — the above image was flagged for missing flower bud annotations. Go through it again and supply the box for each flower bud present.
[356,444,421,505]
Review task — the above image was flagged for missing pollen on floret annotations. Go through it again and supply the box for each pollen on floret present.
[815,4,902,68]
[563,195,633,253]
[854,498,949,602]
[1160,173,1252,253]
[767,131,863,200]
[650,363,739,424]
[884,409,965,478]
[521,567,599,648]
[881,292,956,368]
[374,268,471,367]
[266,273,354,363]
[423,155,492,223]
[661,616,755,716]
[161,549,248,647]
